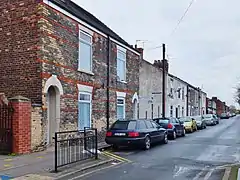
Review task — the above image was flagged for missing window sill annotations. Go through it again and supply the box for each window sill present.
[78,69,94,76]
[117,80,127,84]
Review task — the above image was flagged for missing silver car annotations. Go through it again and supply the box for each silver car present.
[191,116,206,129]
[203,114,217,125]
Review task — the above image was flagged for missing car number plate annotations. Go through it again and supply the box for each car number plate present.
[114,133,126,136]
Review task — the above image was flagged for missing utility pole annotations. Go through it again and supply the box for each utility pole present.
[162,43,166,118]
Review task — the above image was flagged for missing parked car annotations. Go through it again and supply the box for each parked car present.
[105,119,168,150]
[203,114,217,125]
[213,114,220,124]
[191,116,206,129]
[220,113,229,119]
[153,117,185,140]
[179,117,197,133]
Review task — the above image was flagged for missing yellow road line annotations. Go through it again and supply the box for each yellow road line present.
[4,164,12,167]
[36,156,44,159]
[4,158,12,162]
[102,151,132,163]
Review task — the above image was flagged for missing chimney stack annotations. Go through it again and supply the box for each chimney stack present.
[134,44,144,58]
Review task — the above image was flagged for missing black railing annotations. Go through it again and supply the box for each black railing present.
[54,128,98,172]
[0,103,13,155]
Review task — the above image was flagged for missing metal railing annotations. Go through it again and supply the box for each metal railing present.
[54,127,98,172]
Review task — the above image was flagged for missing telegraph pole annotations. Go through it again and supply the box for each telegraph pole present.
[162,43,166,118]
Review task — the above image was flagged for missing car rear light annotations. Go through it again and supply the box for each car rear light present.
[106,131,112,137]
[167,123,173,129]
[128,132,139,137]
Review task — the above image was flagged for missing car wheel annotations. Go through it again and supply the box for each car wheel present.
[144,136,151,150]
[163,133,168,144]
[172,130,177,140]
[190,127,193,133]
[182,128,186,137]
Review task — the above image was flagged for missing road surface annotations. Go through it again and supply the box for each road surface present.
[65,116,240,180]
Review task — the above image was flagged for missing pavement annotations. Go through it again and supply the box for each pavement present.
[0,143,112,179]
[63,116,240,180]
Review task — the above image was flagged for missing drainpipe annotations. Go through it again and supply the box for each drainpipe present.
[106,36,110,130]
[186,85,189,116]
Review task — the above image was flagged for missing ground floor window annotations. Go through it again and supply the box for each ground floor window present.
[182,107,184,117]
[117,97,125,120]
[170,106,173,117]
[78,92,91,130]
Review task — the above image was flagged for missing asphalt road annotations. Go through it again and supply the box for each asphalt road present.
[72,116,240,180]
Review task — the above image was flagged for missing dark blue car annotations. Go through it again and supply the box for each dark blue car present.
[153,117,185,140]
[105,119,168,150]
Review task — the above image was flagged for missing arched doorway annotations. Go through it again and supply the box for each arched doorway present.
[47,86,60,144]
[43,75,63,145]
[133,99,138,119]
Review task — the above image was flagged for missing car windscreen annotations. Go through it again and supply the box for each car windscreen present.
[179,117,191,122]
[111,121,137,130]
[158,119,169,124]
[192,116,201,121]
[203,115,212,119]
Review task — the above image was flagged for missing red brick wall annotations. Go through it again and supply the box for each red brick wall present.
[0,0,42,104]
[11,100,31,154]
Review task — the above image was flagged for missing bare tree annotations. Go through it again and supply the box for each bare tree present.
[236,86,240,105]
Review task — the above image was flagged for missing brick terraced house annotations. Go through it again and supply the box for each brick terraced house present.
[0,0,141,151]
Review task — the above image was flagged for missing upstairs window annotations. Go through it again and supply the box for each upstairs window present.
[178,89,181,99]
[182,88,185,100]
[79,31,92,72]
[117,47,126,82]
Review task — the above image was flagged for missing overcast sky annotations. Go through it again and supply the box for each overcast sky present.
[74,0,240,107]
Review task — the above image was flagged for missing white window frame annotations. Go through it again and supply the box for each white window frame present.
[117,45,127,82]
[78,91,92,130]
[78,30,93,74]
[182,88,185,100]
[178,89,181,99]
[117,97,125,120]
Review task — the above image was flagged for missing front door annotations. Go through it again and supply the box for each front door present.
[48,86,57,144]
[175,107,178,118]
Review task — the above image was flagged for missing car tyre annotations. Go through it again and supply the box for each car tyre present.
[144,136,151,150]
[172,130,177,140]
[163,133,168,144]
[190,127,193,133]
[182,128,186,137]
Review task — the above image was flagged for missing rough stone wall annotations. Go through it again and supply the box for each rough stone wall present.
[0,0,42,104]
[38,3,140,138]
[31,105,45,152]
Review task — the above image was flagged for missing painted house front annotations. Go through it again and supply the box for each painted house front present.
[200,91,207,115]
[187,85,200,116]
[0,0,140,151]
[166,74,188,118]
[139,60,167,119]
